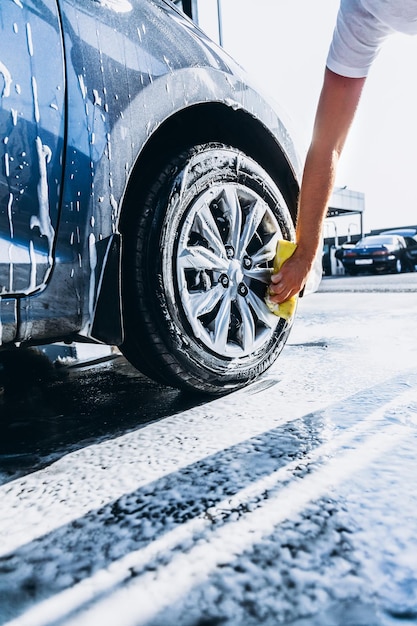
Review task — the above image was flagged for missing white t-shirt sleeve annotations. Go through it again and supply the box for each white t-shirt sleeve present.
[326,0,393,78]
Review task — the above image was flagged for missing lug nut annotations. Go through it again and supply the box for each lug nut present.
[225,245,234,259]
[220,274,229,288]
[238,282,248,297]
[243,256,252,269]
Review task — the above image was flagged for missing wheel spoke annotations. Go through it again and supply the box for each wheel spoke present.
[237,297,256,352]
[243,266,272,284]
[251,232,279,267]
[222,186,242,251]
[178,246,229,273]
[212,292,232,353]
[195,202,227,260]
[186,284,224,319]
[247,289,276,328]
[238,198,266,258]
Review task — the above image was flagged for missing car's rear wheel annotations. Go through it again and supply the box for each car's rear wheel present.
[394,258,403,274]
[121,143,296,395]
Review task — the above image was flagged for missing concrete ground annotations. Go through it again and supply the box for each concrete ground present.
[1,275,417,626]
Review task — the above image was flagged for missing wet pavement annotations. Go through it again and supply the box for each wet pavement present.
[318,271,417,292]
[0,350,209,485]
[1,278,417,625]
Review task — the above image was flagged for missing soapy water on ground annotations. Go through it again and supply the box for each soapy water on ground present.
[0,291,417,626]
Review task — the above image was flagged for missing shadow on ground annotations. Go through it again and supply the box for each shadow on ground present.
[0,348,207,482]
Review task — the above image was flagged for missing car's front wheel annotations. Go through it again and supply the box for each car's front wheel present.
[121,143,296,395]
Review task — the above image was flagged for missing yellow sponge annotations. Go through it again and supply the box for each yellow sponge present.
[265,239,298,320]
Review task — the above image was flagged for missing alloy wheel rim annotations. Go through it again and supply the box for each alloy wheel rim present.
[176,183,283,358]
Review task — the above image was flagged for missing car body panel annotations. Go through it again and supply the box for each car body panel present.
[0,0,65,298]
[0,0,301,353]
[380,228,417,239]
[379,229,417,269]
[403,236,417,268]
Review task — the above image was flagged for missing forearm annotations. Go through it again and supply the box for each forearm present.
[295,144,340,267]
[295,70,366,265]
[268,70,365,303]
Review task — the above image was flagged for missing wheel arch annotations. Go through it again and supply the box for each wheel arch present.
[119,102,300,232]
[91,102,300,348]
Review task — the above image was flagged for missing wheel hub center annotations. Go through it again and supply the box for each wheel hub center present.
[228,259,244,286]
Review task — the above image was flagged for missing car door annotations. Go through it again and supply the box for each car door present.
[0,0,65,295]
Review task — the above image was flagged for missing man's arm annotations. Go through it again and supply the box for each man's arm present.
[269,68,366,303]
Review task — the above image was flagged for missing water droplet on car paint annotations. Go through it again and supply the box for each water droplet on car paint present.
[78,74,87,100]
[93,0,132,13]
[26,23,34,56]
[31,76,40,123]
[93,89,102,106]
[4,153,10,177]
[0,61,12,98]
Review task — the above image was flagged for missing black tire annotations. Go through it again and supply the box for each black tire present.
[121,143,296,395]
[393,258,403,274]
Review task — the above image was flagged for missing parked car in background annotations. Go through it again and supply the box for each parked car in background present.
[341,234,417,275]
[0,0,302,395]
[380,227,417,241]
[334,242,356,263]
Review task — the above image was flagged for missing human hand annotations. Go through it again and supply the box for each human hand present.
[268,250,312,304]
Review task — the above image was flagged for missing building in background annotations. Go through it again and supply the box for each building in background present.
[324,188,365,276]
[326,188,365,244]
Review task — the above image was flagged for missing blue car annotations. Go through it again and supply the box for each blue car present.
[341,234,416,275]
[0,0,301,394]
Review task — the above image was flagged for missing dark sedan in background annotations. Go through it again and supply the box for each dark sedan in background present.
[341,234,417,275]
[0,0,301,395]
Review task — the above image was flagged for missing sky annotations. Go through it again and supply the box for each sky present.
[199,0,417,234]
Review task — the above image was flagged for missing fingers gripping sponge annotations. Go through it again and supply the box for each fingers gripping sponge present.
[265,240,298,320]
